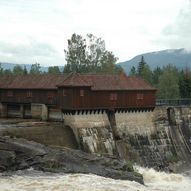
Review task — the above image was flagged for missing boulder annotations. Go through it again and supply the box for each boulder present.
[0,136,143,184]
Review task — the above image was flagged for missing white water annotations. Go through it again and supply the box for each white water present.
[0,167,191,191]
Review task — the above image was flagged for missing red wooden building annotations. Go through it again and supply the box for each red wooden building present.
[57,73,156,112]
[0,73,156,115]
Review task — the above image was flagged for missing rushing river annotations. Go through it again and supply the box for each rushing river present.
[0,167,191,191]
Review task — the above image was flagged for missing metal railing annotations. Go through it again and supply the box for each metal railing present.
[156,99,191,106]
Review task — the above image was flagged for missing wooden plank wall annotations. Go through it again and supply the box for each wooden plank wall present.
[60,87,156,110]
[0,89,57,105]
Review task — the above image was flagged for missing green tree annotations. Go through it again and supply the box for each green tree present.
[64,33,87,73]
[3,69,12,75]
[13,65,24,75]
[129,66,137,76]
[64,33,120,74]
[0,63,3,76]
[152,67,163,86]
[140,64,153,84]
[137,56,153,84]
[158,65,180,99]
[99,50,120,73]
[48,66,61,75]
[23,65,28,75]
[138,56,146,75]
[179,69,191,98]
[30,63,41,74]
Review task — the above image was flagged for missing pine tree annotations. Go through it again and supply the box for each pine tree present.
[137,56,153,84]
[138,56,146,75]
[129,66,137,76]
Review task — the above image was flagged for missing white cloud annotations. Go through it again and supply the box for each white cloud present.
[0,0,189,65]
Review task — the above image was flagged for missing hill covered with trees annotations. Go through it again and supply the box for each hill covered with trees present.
[129,56,191,99]
[119,49,191,73]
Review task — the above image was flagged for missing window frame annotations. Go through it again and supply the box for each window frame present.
[7,90,13,97]
[47,92,54,99]
[26,91,32,98]
[80,89,84,97]
[110,93,117,101]
[136,93,144,100]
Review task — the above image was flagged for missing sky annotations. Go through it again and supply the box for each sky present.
[0,0,190,66]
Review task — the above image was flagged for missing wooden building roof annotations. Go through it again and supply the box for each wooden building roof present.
[0,73,156,91]
[0,75,67,90]
[57,73,156,91]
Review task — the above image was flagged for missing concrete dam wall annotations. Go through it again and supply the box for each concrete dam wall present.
[0,106,191,171]
[62,106,191,171]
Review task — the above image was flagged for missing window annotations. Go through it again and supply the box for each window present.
[26,91,32,98]
[137,93,144,100]
[47,92,54,99]
[63,89,67,96]
[7,91,13,97]
[80,89,84,97]
[110,93,117,101]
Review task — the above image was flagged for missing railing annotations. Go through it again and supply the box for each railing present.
[156,99,191,106]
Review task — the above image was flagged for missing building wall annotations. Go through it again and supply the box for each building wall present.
[0,89,57,105]
[60,87,156,110]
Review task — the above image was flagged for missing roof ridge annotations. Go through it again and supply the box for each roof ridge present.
[57,72,91,87]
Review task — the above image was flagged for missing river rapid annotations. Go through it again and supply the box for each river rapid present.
[0,167,191,191]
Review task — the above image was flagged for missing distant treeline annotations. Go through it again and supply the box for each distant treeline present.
[129,56,191,99]
[0,63,62,75]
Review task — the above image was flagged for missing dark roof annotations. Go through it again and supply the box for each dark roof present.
[0,73,156,91]
[58,73,156,91]
[0,75,67,90]
[57,73,91,87]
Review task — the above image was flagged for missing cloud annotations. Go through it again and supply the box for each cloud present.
[0,0,189,64]
[159,1,191,50]
[0,40,65,66]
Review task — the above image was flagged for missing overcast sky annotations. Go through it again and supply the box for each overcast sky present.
[0,0,190,66]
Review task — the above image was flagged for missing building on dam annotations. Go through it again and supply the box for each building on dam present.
[0,73,156,120]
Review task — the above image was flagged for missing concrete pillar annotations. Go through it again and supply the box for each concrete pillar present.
[31,103,48,121]
[0,103,7,118]
[41,104,48,121]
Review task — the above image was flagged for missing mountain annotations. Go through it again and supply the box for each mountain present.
[0,62,63,72]
[118,48,191,74]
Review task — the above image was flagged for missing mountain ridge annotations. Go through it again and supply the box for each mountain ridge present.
[118,48,191,73]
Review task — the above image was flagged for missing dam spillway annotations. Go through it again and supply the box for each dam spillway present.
[0,106,191,171]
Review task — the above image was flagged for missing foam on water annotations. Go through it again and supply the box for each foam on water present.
[0,167,191,191]
[137,166,191,191]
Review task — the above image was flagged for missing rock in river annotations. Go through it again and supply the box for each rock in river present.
[0,136,143,184]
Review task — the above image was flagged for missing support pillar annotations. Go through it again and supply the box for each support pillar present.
[31,103,48,121]
[20,105,24,118]
[0,103,7,118]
